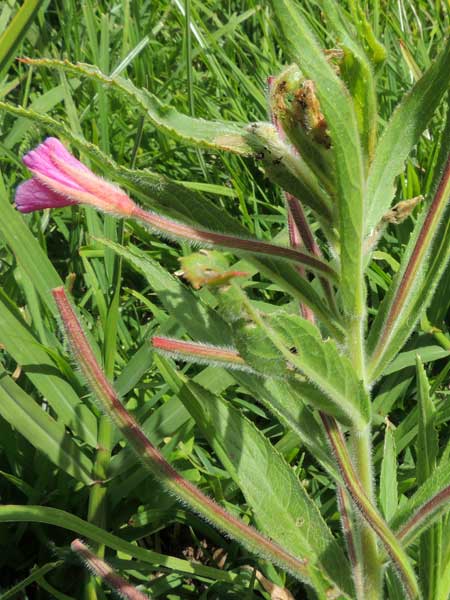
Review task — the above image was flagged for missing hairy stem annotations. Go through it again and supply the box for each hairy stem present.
[72,539,150,600]
[337,486,364,598]
[132,206,337,282]
[321,414,419,599]
[351,424,381,599]
[53,287,330,589]
[152,337,251,371]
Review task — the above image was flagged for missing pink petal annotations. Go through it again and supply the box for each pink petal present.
[19,138,137,216]
[15,178,77,213]
[43,137,91,173]
[23,138,85,191]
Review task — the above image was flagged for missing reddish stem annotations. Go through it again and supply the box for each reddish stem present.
[152,336,247,366]
[71,539,149,600]
[131,206,336,281]
[53,287,311,581]
[397,485,450,544]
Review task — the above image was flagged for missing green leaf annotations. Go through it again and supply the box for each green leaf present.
[390,452,450,544]
[383,346,449,376]
[173,374,353,597]
[0,505,236,584]
[0,561,63,600]
[321,0,378,162]
[272,0,365,319]
[0,0,44,78]
[0,369,93,484]
[234,307,370,428]
[416,357,438,485]
[0,290,97,446]
[222,374,340,481]
[367,112,450,382]
[17,59,335,224]
[379,423,398,521]
[366,37,450,235]
[37,59,253,152]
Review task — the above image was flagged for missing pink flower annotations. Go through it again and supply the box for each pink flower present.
[15,137,136,216]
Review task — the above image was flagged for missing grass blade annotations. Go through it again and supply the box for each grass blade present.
[0,0,44,78]
[0,368,93,484]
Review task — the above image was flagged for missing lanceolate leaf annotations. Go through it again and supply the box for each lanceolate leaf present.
[17,59,334,223]
[234,306,370,428]
[0,369,93,484]
[366,37,450,235]
[321,0,377,162]
[20,58,253,153]
[234,375,340,481]
[379,423,398,521]
[368,114,450,381]
[390,451,450,545]
[170,373,353,596]
[416,357,438,485]
[53,287,320,585]
[152,337,339,481]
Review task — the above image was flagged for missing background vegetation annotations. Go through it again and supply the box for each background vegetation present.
[0,0,449,598]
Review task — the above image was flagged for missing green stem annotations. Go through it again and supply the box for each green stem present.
[348,310,382,598]
[421,314,450,351]
[85,409,113,600]
[337,486,364,598]
[351,426,381,599]
[321,415,419,599]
